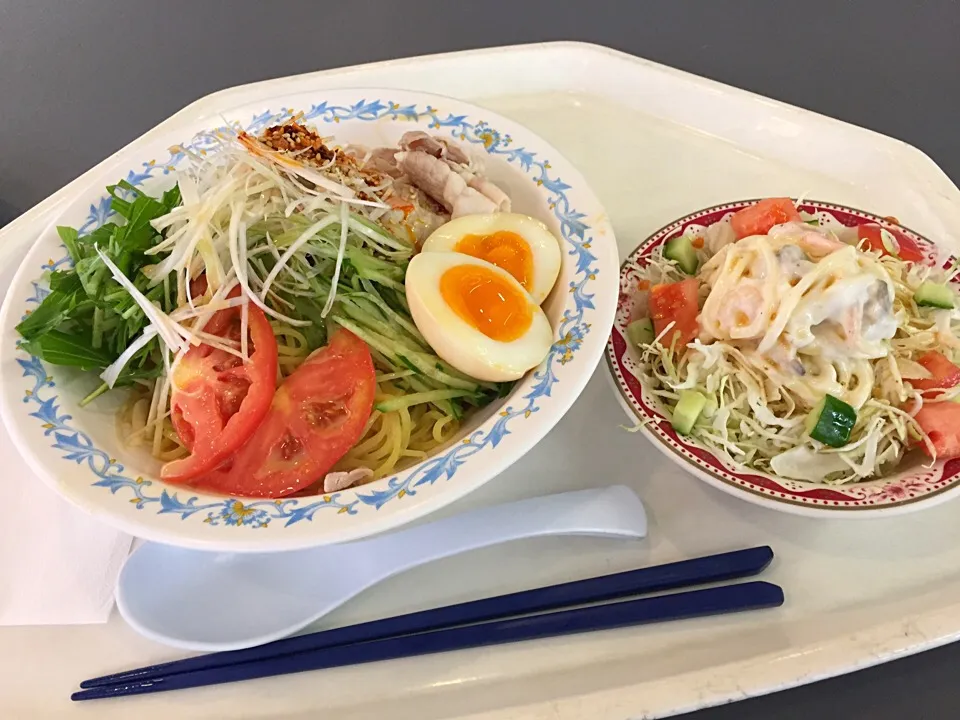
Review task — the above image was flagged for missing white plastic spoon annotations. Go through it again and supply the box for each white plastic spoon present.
[117,485,647,651]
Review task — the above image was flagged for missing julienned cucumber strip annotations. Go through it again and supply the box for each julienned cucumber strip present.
[333,316,480,392]
[350,268,406,292]
[405,373,462,419]
[399,350,481,391]
[348,214,413,253]
[396,354,422,374]
[805,394,856,447]
[345,246,407,280]
[337,301,420,352]
[347,290,427,347]
[332,317,471,418]
[375,388,475,413]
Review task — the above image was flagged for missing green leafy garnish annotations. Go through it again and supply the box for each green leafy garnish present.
[21,330,114,370]
[16,182,182,381]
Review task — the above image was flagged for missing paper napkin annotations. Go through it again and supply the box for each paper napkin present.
[0,422,132,625]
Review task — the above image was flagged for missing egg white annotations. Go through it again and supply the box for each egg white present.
[420,213,561,305]
[405,252,554,382]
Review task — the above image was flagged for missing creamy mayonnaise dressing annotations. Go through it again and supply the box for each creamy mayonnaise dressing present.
[699,222,897,411]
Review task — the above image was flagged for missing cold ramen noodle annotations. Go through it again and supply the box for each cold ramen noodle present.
[626,198,960,484]
[16,119,562,498]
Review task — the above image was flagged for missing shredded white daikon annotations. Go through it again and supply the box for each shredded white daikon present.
[100,328,159,388]
[322,200,351,318]
[240,298,249,361]
[238,132,359,200]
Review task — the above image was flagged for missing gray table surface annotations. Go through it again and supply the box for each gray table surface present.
[2,1,959,717]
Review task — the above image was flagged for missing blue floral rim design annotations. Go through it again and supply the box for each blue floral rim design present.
[16,99,599,530]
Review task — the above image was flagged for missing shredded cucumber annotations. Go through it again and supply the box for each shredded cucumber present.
[376,388,475,413]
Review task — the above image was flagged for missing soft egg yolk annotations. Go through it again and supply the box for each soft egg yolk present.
[454,231,534,292]
[440,264,533,342]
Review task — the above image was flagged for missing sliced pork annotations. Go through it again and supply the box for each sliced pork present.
[395,150,500,218]
[399,130,470,165]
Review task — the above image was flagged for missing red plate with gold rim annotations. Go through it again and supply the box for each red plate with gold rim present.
[606,199,960,517]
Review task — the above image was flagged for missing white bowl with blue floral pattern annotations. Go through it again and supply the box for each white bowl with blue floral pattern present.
[0,89,619,550]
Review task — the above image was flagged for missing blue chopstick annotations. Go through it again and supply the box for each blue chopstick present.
[73,580,783,700]
[82,545,773,689]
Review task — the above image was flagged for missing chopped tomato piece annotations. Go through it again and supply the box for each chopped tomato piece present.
[911,351,960,394]
[190,274,210,299]
[190,329,376,498]
[730,198,801,239]
[914,401,960,459]
[649,279,699,350]
[162,301,278,482]
[857,223,926,263]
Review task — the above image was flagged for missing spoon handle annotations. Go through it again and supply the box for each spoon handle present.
[115,486,647,652]
[343,485,646,589]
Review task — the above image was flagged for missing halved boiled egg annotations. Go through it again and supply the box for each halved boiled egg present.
[405,252,554,382]
[420,213,561,305]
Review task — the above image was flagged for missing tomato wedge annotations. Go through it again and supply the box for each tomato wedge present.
[190,328,376,498]
[911,351,960,394]
[857,223,926,263]
[649,279,700,350]
[914,401,960,459]
[730,198,801,239]
[162,302,278,482]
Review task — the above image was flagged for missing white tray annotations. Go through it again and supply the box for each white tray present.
[4,42,960,720]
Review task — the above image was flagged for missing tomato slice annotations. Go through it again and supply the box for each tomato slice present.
[190,329,376,498]
[857,224,926,263]
[730,198,801,239]
[649,279,700,350]
[161,302,278,482]
[911,351,960,394]
[914,401,960,459]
